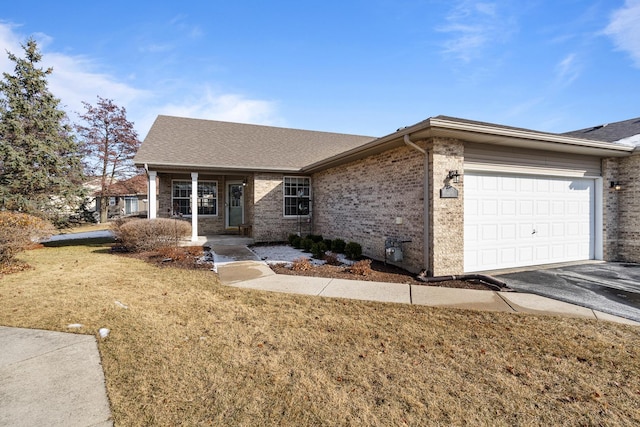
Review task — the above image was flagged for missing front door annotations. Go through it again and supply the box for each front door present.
[227,182,244,228]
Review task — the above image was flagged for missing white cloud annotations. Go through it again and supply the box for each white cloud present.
[604,0,640,67]
[0,22,283,139]
[0,22,149,120]
[138,87,282,135]
[437,1,515,62]
[555,53,581,86]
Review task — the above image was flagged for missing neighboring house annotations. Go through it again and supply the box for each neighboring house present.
[134,114,640,276]
[85,174,149,219]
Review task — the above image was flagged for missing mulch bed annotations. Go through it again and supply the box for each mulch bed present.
[114,246,503,291]
[270,259,501,291]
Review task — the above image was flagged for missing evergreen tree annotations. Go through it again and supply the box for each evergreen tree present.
[0,38,84,222]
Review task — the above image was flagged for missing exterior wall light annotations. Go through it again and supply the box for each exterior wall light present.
[610,181,622,191]
[447,170,461,184]
[242,178,247,187]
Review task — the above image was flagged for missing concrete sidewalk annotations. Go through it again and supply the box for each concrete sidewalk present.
[0,326,112,427]
[218,260,640,326]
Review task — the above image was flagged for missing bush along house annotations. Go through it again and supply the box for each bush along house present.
[134,115,640,276]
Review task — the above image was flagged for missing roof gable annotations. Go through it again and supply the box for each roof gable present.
[134,115,375,172]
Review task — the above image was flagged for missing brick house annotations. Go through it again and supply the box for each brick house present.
[134,115,639,276]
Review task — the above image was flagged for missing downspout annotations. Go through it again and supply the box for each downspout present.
[404,135,431,276]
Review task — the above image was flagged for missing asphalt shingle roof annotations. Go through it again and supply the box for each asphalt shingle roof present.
[134,115,376,171]
[563,117,640,143]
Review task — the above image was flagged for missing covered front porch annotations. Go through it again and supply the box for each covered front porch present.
[146,170,253,242]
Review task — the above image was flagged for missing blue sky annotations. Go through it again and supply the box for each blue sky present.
[1,0,639,139]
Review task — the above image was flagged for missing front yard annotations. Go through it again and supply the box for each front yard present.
[1,240,639,426]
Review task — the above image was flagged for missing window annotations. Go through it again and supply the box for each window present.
[172,180,217,216]
[124,196,139,215]
[284,176,310,217]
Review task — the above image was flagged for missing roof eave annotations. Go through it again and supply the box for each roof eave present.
[134,160,302,174]
[302,117,634,173]
[428,117,634,157]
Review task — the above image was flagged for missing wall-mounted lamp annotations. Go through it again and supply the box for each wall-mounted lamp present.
[610,181,622,191]
[242,178,247,187]
[447,170,461,184]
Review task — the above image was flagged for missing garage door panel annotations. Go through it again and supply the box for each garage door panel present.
[464,173,594,272]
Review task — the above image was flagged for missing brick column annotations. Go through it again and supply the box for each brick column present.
[429,138,464,276]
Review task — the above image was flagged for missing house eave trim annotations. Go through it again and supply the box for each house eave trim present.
[134,161,301,173]
[428,117,634,157]
[302,117,634,173]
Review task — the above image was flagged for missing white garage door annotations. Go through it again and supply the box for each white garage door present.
[464,173,595,272]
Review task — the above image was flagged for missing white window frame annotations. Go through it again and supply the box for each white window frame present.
[124,196,138,215]
[283,176,311,218]
[172,180,218,217]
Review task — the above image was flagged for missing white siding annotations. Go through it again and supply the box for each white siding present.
[464,143,601,177]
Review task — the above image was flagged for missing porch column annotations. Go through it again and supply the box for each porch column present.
[191,172,198,242]
[147,170,157,219]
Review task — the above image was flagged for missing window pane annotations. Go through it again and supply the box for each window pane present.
[283,176,310,216]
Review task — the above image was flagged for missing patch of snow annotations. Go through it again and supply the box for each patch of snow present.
[614,134,640,147]
[44,230,114,242]
[98,328,110,339]
[250,245,354,266]
[115,301,128,309]
[67,323,83,329]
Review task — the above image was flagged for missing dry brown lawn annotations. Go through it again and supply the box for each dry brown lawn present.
[1,241,639,426]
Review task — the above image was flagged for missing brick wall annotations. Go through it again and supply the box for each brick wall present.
[616,153,640,262]
[313,145,426,273]
[429,138,464,276]
[602,158,620,260]
[253,172,309,242]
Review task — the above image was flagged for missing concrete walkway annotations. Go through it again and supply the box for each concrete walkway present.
[0,326,112,427]
[216,250,640,326]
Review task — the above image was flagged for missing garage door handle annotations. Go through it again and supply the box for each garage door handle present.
[532,229,537,235]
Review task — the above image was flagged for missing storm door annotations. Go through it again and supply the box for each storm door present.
[227,182,244,228]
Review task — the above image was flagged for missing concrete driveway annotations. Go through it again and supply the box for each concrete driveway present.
[495,262,640,323]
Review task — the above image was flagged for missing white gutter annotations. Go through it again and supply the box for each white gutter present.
[404,134,430,275]
[403,134,426,154]
[427,117,634,155]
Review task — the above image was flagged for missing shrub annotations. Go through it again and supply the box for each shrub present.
[305,234,324,243]
[344,241,362,260]
[323,252,341,266]
[291,257,313,271]
[311,241,328,259]
[331,238,346,253]
[0,212,55,265]
[301,237,314,252]
[322,239,333,250]
[112,218,192,252]
[287,233,299,245]
[291,235,302,249]
[348,259,372,276]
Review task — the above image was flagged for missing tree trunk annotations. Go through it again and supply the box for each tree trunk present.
[100,195,109,223]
